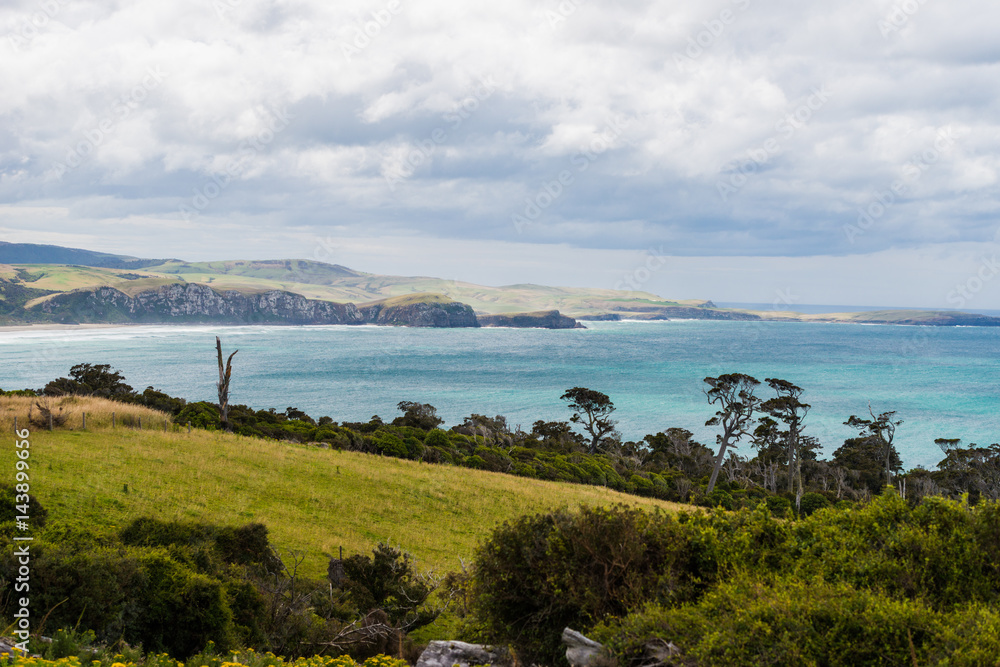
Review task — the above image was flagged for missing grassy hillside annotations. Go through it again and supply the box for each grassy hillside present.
[4,247,996,325]
[3,396,683,578]
[0,241,167,268]
[2,259,684,317]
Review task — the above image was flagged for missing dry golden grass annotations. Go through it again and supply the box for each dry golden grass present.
[1,394,173,432]
[3,395,688,578]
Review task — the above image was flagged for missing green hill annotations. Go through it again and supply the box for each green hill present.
[3,243,999,326]
[4,397,683,578]
[0,241,169,268]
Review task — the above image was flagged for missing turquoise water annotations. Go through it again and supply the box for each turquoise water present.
[1,320,997,469]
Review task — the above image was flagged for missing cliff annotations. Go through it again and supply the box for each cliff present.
[358,294,479,328]
[29,284,485,328]
[478,310,584,329]
[33,283,366,325]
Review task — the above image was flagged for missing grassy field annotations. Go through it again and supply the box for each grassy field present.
[7,261,684,317]
[4,396,685,579]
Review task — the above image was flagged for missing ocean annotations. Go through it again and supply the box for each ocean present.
[1,320,997,469]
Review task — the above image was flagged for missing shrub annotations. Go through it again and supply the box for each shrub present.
[371,431,408,458]
[704,489,734,510]
[463,455,487,470]
[765,495,792,518]
[176,401,221,429]
[470,505,693,666]
[594,576,1000,666]
[404,436,425,460]
[798,491,831,517]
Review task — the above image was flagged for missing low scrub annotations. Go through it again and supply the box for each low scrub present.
[468,493,1000,665]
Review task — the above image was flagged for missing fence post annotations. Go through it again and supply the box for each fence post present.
[13,416,16,432]
[82,412,86,430]
[164,419,167,432]
[138,417,142,430]
[48,414,53,431]
[187,422,191,434]
[112,412,116,429]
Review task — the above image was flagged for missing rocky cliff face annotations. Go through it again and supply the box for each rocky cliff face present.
[37,283,366,325]
[359,300,479,327]
[34,283,484,327]
[478,310,584,329]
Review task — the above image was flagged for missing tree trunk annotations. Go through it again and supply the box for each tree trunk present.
[216,336,238,431]
[706,441,728,494]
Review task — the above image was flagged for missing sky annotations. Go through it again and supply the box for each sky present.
[1,0,999,308]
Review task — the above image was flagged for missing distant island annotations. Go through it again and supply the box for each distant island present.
[1,240,998,328]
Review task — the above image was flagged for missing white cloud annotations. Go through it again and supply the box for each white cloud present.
[1,0,999,305]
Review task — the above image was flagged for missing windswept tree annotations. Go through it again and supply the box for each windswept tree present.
[760,378,811,507]
[560,387,618,454]
[43,363,135,399]
[844,404,902,488]
[216,336,238,431]
[393,401,445,430]
[704,373,761,494]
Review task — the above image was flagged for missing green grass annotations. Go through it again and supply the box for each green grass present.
[13,419,684,578]
[362,293,457,307]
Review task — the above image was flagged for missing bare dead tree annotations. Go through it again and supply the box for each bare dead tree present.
[832,465,849,499]
[216,336,238,431]
[722,452,745,484]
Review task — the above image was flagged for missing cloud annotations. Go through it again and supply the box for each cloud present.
[1,0,999,304]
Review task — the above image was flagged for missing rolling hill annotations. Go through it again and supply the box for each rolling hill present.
[1,242,998,326]
[0,395,683,577]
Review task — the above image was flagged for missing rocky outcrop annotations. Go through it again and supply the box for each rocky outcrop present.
[563,628,605,667]
[36,283,366,325]
[33,283,485,327]
[359,300,479,328]
[579,306,761,322]
[478,310,585,329]
[416,641,510,667]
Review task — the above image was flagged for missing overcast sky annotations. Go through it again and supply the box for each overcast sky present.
[1,0,999,308]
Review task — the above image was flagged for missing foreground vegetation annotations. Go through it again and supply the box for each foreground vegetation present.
[473,496,1000,665]
[1,639,407,667]
[0,397,678,577]
[7,361,1000,664]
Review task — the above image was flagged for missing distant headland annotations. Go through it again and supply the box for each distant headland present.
[1,241,998,328]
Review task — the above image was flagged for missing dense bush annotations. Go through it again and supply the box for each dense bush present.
[469,505,698,665]
[5,519,279,657]
[594,576,1000,666]
[798,490,831,516]
[468,494,1000,666]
